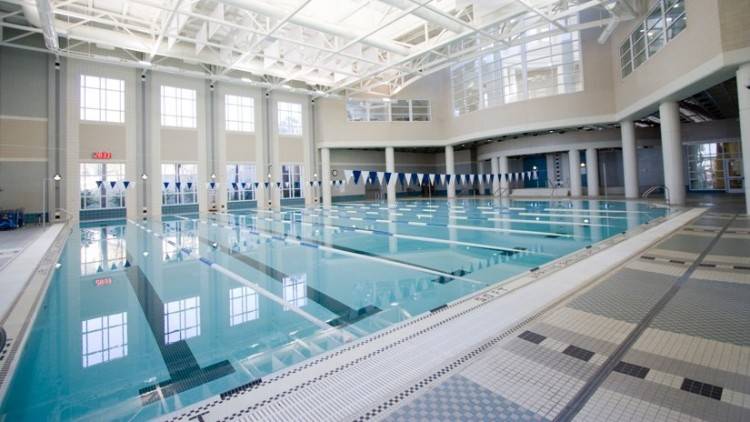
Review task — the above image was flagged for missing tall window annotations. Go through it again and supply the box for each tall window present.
[277,101,302,135]
[227,163,256,201]
[281,164,303,199]
[225,94,254,132]
[161,85,196,128]
[450,15,582,116]
[80,75,125,123]
[81,312,128,368]
[162,163,197,205]
[164,297,200,344]
[620,0,686,77]
[230,287,259,326]
[80,163,126,210]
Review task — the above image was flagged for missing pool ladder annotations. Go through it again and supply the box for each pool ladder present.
[642,185,671,204]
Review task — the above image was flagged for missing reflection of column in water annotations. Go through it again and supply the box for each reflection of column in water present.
[388,208,398,254]
[626,201,640,232]
[323,215,334,258]
[588,200,602,242]
[448,198,458,249]
[500,197,511,231]
[571,199,585,239]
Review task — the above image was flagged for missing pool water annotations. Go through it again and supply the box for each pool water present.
[0,199,669,421]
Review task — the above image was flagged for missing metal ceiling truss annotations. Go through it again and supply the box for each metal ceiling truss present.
[0,0,624,97]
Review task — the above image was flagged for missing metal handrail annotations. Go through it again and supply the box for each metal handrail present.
[642,185,671,204]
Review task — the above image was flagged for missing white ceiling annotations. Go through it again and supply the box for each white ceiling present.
[2,0,637,96]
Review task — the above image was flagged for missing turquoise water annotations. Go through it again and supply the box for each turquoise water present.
[0,199,668,421]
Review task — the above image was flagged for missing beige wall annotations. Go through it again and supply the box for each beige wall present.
[226,133,256,161]
[161,128,199,161]
[79,123,126,160]
[0,117,47,160]
[316,71,450,147]
[718,0,750,52]
[279,136,304,163]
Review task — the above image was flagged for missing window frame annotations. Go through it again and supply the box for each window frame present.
[80,162,126,210]
[450,15,582,117]
[281,163,303,199]
[226,162,257,202]
[225,94,255,132]
[160,85,197,128]
[277,101,303,136]
[620,0,686,78]
[161,162,198,205]
[80,75,125,123]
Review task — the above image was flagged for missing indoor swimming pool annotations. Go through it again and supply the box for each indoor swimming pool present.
[0,199,670,421]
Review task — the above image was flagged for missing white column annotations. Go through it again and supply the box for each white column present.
[302,97,315,208]
[445,145,456,198]
[586,148,599,197]
[498,155,509,196]
[569,149,582,197]
[621,119,639,199]
[269,96,281,211]
[321,147,332,208]
[490,156,500,196]
[659,101,685,205]
[737,64,750,214]
[385,146,396,206]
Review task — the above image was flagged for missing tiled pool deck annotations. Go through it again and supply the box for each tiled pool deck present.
[383,211,750,422]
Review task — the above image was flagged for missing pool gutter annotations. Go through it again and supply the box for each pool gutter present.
[0,221,72,404]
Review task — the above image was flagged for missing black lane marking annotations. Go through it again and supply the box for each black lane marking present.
[613,361,650,379]
[213,216,485,286]
[681,378,723,401]
[518,330,546,344]
[123,254,235,405]
[220,378,263,400]
[553,214,738,422]
[198,236,381,328]
[563,345,595,362]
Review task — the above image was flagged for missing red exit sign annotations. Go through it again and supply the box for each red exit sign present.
[94,277,112,287]
[92,151,112,159]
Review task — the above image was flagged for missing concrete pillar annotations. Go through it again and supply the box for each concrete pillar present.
[569,149,582,197]
[490,156,500,196]
[586,148,599,197]
[302,97,315,208]
[385,146,396,206]
[621,119,639,199]
[737,64,750,214]
[498,155,509,196]
[321,147,332,208]
[445,145,456,198]
[659,101,685,205]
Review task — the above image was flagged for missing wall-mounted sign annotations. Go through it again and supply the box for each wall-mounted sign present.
[94,277,113,287]
[92,151,112,159]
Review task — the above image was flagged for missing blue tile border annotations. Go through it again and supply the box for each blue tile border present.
[80,208,126,221]
[332,195,366,202]
[162,204,199,215]
[281,198,305,206]
[228,200,257,210]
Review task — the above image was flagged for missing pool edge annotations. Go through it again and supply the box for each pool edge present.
[156,206,706,422]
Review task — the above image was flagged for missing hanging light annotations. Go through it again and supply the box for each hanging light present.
[141,173,149,180]
[53,173,62,181]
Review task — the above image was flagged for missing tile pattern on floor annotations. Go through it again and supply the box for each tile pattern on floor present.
[380,211,750,422]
